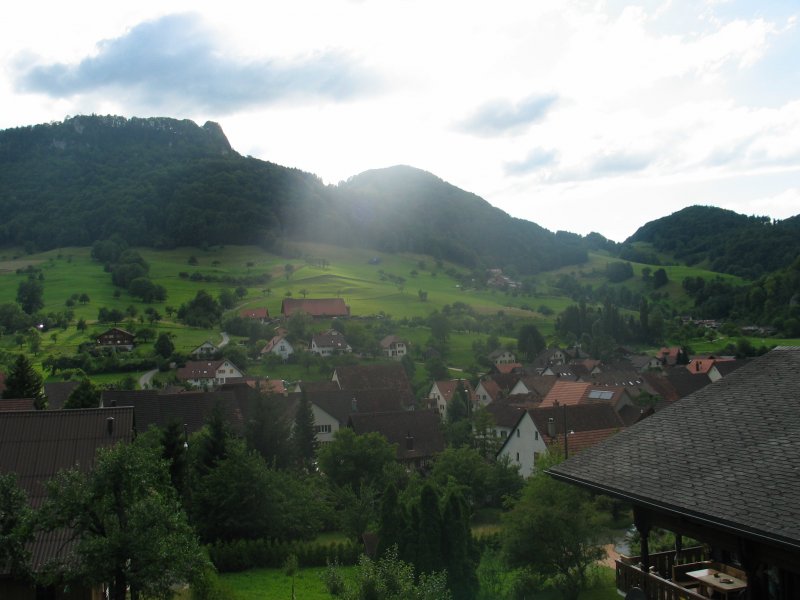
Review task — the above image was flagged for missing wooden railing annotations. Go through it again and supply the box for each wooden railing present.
[616,560,709,600]
[619,546,707,579]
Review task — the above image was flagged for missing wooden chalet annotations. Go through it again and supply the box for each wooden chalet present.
[95,327,135,350]
[548,347,800,599]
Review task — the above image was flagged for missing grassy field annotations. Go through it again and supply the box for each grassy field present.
[218,564,619,600]
[220,566,355,600]
[1,243,797,385]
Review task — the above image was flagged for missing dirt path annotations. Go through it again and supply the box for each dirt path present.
[599,543,622,568]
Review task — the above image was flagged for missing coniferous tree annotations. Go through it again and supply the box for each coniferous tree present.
[194,404,231,476]
[442,492,478,600]
[161,421,189,498]
[63,378,100,409]
[377,483,404,558]
[2,354,44,408]
[416,484,444,574]
[292,390,318,472]
[245,391,292,469]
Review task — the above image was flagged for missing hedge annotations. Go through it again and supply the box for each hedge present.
[208,538,361,573]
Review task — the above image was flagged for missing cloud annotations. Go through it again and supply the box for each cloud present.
[13,13,377,113]
[457,94,558,136]
[504,147,558,176]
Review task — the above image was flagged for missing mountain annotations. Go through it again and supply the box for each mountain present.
[0,115,588,274]
[626,205,800,278]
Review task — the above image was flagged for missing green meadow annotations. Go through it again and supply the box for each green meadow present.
[1,242,795,385]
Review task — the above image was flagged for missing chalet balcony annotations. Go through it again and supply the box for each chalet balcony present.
[614,546,737,600]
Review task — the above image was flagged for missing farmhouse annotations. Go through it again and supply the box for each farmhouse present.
[96,327,135,350]
[310,330,352,356]
[260,334,294,360]
[190,340,219,358]
[239,307,270,323]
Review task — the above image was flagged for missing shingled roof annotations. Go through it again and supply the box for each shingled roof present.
[306,388,406,425]
[101,389,243,434]
[548,347,800,553]
[333,364,415,406]
[348,409,445,462]
[0,407,134,572]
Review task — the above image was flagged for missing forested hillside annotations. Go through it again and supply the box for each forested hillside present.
[0,115,590,275]
[626,205,800,278]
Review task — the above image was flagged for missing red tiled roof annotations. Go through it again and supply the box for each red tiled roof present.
[547,428,620,455]
[261,335,287,354]
[540,381,591,407]
[281,298,349,318]
[495,363,524,374]
[240,307,269,319]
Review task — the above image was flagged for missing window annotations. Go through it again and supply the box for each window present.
[516,452,520,462]
[535,431,539,440]
[314,424,332,434]
[516,429,520,438]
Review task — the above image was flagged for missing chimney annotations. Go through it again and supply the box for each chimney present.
[106,417,115,436]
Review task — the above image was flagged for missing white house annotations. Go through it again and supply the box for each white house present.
[428,380,476,419]
[261,335,294,360]
[380,335,408,360]
[496,410,548,478]
[311,402,344,444]
[475,379,501,406]
[176,360,244,387]
[489,349,517,365]
[311,330,352,356]
[190,340,218,359]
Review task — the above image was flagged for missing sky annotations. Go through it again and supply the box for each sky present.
[2,1,799,242]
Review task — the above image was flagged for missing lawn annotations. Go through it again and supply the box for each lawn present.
[220,566,355,600]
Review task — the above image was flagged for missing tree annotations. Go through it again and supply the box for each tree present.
[653,267,669,289]
[154,332,175,359]
[2,354,44,408]
[245,391,292,469]
[503,455,607,600]
[63,378,100,409]
[37,436,208,600]
[318,428,396,492]
[517,324,545,361]
[16,277,44,315]
[442,492,478,600]
[286,310,312,343]
[292,391,318,471]
[0,473,33,579]
[78,292,90,304]
[428,311,450,344]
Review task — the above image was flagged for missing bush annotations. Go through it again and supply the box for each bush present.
[208,538,361,573]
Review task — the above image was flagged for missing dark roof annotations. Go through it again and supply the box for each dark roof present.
[0,398,37,411]
[485,403,527,428]
[312,330,351,350]
[0,407,135,572]
[101,389,243,434]
[239,307,269,319]
[44,381,80,410]
[548,347,800,553]
[281,298,349,318]
[713,358,750,377]
[348,409,445,462]
[307,388,406,424]
[529,403,624,438]
[333,364,415,405]
[643,368,711,402]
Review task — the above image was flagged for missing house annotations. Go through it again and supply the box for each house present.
[306,388,406,444]
[491,362,525,375]
[43,380,80,410]
[190,340,219,358]
[0,407,134,599]
[380,335,408,360]
[348,409,445,470]
[530,403,625,458]
[539,381,592,408]
[239,307,270,323]
[489,349,517,366]
[475,378,502,406]
[332,364,416,408]
[548,347,800,599]
[96,326,135,350]
[657,346,685,366]
[176,359,244,387]
[495,409,548,478]
[0,398,37,411]
[509,375,557,398]
[311,330,352,356]
[102,389,245,435]
[486,402,527,440]
[428,379,476,418]
[281,298,350,319]
[261,335,294,360]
